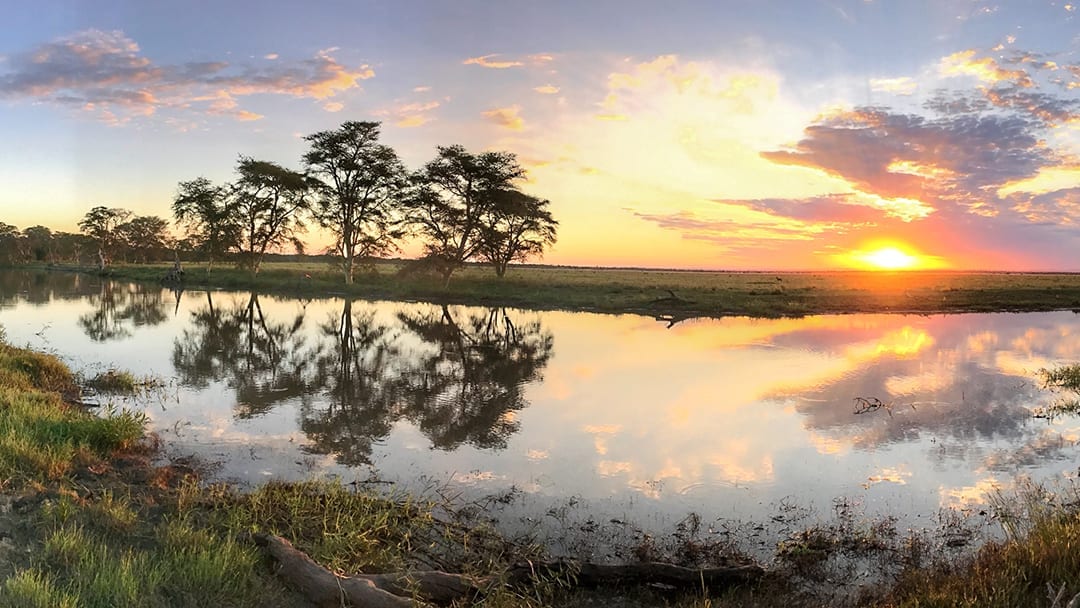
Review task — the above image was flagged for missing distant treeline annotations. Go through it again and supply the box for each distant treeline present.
[0,121,557,285]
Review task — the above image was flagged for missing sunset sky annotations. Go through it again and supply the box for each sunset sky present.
[1,0,1079,270]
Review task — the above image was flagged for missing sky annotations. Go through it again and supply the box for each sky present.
[1,0,1078,271]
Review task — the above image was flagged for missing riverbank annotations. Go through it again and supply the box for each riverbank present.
[2,333,1080,606]
[38,261,1080,319]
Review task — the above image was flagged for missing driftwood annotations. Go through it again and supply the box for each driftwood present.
[254,534,480,607]
[256,533,763,607]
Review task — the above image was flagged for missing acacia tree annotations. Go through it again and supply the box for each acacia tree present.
[304,121,408,284]
[78,206,132,268]
[172,177,238,273]
[406,145,526,284]
[231,157,311,274]
[116,215,171,263]
[479,190,558,277]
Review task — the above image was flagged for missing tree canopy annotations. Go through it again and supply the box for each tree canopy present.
[304,121,408,284]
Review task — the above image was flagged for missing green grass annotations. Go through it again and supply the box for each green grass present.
[65,260,1080,318]
[85,369,140,393]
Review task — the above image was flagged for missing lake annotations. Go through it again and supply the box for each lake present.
[2,269,1078,552]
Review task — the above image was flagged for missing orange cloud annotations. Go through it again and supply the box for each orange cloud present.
[534,84,560,94]
[483,105,525,130]
[939,50,1034,87]
[464,54,524,69]
[463,53,554,69]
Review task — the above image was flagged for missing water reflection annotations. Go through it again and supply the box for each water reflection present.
[172,292,554,464]
[78,281,171,341]
[172,293,317,417]
[3,269,1079,531]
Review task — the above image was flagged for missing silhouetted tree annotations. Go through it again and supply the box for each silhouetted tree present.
[78,206,132,268]
[116,215,171,263]
[0,223,22,265]
[304,121,408,284]
[21,226,54,263]
[172,177,239,273]
[231,158,311,273]
[479,189,558,277]
[406,146,526,284]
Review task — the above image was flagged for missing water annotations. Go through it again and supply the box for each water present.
[2,269,1078,545]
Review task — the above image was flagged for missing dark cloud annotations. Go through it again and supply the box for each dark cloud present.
[0,29,374,124]
[715,194,885,224]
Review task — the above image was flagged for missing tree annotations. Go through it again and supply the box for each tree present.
[479,189,558,277]
[0,223,22,265]
[22,226,54,263]
[172,177,239,273]
[78,206,132,268]
[304,121,408,285]
[231,157,311,274]
[116,215,171,263]
[406,145,526,284]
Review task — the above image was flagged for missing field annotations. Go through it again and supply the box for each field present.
[87,261,1080,318]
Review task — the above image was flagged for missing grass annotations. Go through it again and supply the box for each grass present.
[869,481,1080,607]
[84,369,140,393]
[47,259,1080,318]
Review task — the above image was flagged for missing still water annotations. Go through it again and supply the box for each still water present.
[2,270,1078,543]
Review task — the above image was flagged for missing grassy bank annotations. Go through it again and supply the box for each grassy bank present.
[2,335,1080,606]
[57,261,1080,318]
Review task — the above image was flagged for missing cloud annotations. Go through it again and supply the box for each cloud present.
[0,29,374,125]
[412,85,431,92]
[869,76,917,95]
[482,105,525,130]
[939,49,1034,87]
[533,84,560,94]
[463,53,553,69]
[761,107,1052,215]
[264,53,278,60]
[375,99,442,128]
[323,101,344,112]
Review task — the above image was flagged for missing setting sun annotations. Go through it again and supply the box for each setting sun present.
[836,243,946,271]
[863,247,917,270]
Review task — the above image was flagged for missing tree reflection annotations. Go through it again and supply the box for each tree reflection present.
[78,281,169,341]
[299,300,406,465]
[172,293,316,418]
[174,295,554,464]
[395,305,554,451]
[0,270,102,308]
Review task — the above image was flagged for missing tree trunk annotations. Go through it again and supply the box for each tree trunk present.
[97,248,107,272]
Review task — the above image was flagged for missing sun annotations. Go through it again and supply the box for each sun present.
[836,243,941,271]
[862,247,917,270]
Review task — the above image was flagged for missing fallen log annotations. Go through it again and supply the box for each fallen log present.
[256,533,764,606]
[254,533,481,607]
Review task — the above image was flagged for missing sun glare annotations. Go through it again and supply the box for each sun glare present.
[863,247,917,269]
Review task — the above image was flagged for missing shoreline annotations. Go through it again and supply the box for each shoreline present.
[22,262,1080,320]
